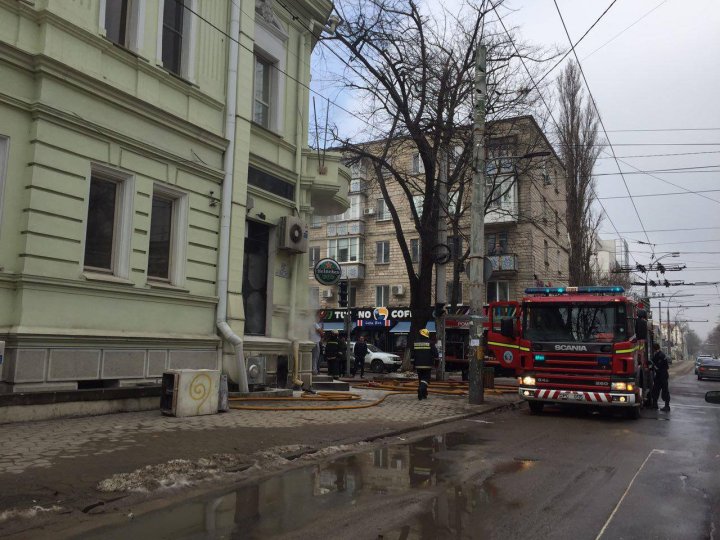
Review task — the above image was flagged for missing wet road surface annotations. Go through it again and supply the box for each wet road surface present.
[80,365,720,539]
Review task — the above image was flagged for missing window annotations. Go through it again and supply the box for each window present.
[328,238,363,263]
[253,55,272,127]
[412,195,424,219]
[486,176,513,208]
[104,0,131,47]
[376,285,390,306]
[448,236,463,261]
[376,241,390,264]
[310,214,323,228]
[377,198,391,220]
[243,220,270,335]
[83,166,134,278]
[542,199,548,224]
[309,287,320,307]
[148,185,188,285]
[328,195,361,222]
[411,153,425,174]
[487,281,510,303]
[486,232,508,255]
[411,238,420,263]
[448,190,463,215]
[544,240,549,267]
[148,195,173,279]
[447,281,463,304]
[309,246,320,268]
[349,286,357,307]
[555,210,559,233]
[161,0,184,75]
[557,249,562,275]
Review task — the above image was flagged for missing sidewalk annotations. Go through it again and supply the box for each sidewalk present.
[0,383,519,537]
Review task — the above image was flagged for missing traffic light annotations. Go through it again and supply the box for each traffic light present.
[338,280,348,308]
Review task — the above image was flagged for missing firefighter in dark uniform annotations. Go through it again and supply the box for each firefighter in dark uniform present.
[324,332,340,378]
[413,328,433,400]
[650,343,671,411]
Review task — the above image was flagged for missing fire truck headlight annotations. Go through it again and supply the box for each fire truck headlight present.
[611,382,633,391]
[522,376,536,386]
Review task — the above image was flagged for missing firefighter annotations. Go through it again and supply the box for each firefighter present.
[353,335,368,378]
[413,328,433,400]
[650,343,671,411]
[324,332,340,378]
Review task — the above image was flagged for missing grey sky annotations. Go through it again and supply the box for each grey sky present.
[314,0,720,339]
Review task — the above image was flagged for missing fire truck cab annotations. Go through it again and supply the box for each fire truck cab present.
[486,286,646,419]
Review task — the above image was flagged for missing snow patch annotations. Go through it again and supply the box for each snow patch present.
[0,505,64,523]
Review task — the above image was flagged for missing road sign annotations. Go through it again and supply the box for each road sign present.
[314,258,342,286]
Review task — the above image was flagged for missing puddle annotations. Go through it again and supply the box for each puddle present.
[82,432,535,539]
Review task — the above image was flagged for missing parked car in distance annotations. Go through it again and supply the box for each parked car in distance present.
[697,357,720,381]
[696,355,714,375]
[351,342,402,373]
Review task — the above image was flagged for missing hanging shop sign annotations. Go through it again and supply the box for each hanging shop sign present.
[313,258,342,286]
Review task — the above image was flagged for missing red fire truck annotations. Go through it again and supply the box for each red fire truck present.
[486,286,648,419]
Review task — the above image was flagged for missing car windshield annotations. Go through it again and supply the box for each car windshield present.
[523,302,628,343]
[366,344,381,352]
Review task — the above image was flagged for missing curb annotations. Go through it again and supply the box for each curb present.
[283,398,523,461]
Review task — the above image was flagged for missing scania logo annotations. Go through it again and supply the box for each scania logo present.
[554,344,588,352]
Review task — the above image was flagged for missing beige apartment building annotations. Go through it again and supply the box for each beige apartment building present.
[308,116,568,325]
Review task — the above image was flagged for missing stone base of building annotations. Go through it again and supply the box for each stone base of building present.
[0,334,221,394]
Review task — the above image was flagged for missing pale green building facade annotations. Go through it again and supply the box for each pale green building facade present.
[0,0,347,393]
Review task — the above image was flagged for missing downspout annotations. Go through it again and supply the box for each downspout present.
[217,0,249,393]
[288,29,307,388]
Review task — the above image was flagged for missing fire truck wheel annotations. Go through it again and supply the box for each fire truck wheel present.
[625,406,640,420]
[528,401,544,414]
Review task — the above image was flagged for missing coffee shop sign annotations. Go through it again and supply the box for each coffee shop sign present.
[321,308,413,321]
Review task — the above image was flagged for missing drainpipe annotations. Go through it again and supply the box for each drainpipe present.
[288,29,307,388]
[217,0,249,393]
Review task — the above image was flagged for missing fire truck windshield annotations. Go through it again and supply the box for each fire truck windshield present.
[523,303,628,343]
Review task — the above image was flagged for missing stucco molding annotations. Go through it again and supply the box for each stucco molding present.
[1,332,220,348]
[0,273,219,307]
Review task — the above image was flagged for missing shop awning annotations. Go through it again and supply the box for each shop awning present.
[322,322,358,332]
[390,322,411,333]
[389,321,437,334]
[322,322,345,331]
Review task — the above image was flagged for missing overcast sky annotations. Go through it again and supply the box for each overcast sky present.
[315,0,720,340]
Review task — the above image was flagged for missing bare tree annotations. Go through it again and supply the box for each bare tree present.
[322,0,556,365]
[556,61,602,286]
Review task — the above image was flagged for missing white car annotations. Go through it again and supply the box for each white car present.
[350,342,402,373]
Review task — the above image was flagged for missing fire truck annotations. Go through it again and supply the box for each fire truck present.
[486,286,648,419]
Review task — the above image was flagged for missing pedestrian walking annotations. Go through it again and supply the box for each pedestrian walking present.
[353,335,368,378]
[338,333,348,377]
[324,332,340,378]
[650,343,671,411]
[413,328,433,400]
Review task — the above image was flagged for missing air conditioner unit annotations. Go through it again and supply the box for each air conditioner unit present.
[363,207,375,216]
[321,289,334,298]
[246,356,267,386]
[278,216,309,254]
[160,369,221,417]
[391,285,405,296]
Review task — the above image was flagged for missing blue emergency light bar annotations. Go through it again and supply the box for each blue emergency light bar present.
[524,286,625,295]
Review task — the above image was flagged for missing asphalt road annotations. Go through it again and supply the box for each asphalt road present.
[61,361,720,539]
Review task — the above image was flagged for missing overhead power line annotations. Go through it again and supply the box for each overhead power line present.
[552,0,652,246]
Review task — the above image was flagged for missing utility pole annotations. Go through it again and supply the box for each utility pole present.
[666,302,671,358]
[436,150,448,381]
[659,301,662,352]
[468,43,487,405]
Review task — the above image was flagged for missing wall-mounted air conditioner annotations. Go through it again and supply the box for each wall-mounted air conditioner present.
[391,285,405,296]
[278,216,309,254]
[363,207,375,216]
[321,289,334,298]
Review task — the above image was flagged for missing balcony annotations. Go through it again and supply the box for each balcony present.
[326,220,366,237]
[340,263,366,280]
[484,201,519,224]
[486,254,518,273]
[305,150,350,216]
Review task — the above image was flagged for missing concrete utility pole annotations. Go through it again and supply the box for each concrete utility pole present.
[436,150,448,381]
[468,44,487,405]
